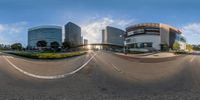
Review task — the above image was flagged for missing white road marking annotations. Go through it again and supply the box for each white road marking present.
[3,53,97,80]
[111,63,122,72]
[6,56,14,59]
[190,56,196,62]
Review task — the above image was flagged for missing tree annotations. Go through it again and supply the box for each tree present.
[36,40,47,48]
[50,41,60,52]
[173,42,180,51]
[186,44,193,51]
[192,45,200,51]
[62,41,70,49]
[62,41,76,49]
[11,43,22,50]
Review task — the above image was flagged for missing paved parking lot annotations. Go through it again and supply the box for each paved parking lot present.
[0,51,199,100]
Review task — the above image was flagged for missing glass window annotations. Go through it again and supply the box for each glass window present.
[140,42,152,48]
[176,33,186,42]
[127,43,138,48]
[175,33,180,41]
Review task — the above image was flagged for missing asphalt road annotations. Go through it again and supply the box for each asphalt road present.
[0,51,200,100]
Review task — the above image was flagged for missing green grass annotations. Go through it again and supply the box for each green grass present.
[7,51,87,59]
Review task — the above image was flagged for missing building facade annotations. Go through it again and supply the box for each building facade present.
[28,25,62,49]
[125,23,186,52]
[84,39,88,45]
[102,29,105,43]
[102,26,125,46]
[64,22,82,46]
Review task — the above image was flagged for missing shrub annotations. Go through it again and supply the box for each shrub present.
[7,51,87,59]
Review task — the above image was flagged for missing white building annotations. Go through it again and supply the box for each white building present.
[125,23,186,52]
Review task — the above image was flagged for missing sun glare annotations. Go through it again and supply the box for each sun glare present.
[87,45,91,49]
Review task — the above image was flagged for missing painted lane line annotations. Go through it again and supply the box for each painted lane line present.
[111,63,122,72]
[3,53,97,80]
[3,56,14,59]
[7,56,14,59]
[190,56,196,62]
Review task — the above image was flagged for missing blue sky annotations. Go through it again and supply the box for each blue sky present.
[0,0,200,45]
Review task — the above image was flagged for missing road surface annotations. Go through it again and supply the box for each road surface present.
[0,51,200,100]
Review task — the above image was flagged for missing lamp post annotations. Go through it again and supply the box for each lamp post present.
[120,34,127,54]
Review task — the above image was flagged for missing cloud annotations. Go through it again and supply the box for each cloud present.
[0,24,5,32]
[0,22,28,45]
[182,23,200,44]
[81,17,134,43]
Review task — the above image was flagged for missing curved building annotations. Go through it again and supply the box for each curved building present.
[28,25,62,48]
[125,23,186,52]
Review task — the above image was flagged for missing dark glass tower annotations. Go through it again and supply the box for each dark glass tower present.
[64,22,81,46]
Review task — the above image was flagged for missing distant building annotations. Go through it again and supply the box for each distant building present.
[125,23,186,52]
[81,36,83,45]
[102,26,125,46]
[102,29,105,43]
[64,22,82,46]
[28,25,62,49]
[84,39,88,45]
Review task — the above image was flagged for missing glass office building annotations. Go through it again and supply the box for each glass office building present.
[28,25,62,49]
[64,22,82,46]
[102,26,125,46]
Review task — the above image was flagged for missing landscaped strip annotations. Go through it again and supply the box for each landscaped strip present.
[6,51,87,59]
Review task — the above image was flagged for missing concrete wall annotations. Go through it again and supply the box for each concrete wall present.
[160,24,170,45]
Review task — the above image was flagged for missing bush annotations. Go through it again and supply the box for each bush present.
[174,51,188,55]
[173,42,180,51]
[186,44,193,51]
[7,51,87,59]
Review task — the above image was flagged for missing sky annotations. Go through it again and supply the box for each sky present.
[0,0,200,46]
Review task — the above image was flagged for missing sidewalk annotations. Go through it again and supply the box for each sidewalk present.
[115,52,177,59]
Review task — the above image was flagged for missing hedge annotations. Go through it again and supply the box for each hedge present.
[7,51,87,59]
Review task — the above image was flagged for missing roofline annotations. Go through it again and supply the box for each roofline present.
[106,26,125,32]
[126,23,160,30]
[28,25,62,31]
[126,23,178,29]
[126,23,182,34]
[65,22,81,28]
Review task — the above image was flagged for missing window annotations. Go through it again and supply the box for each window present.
[126,39,131,43]
[176,33,186,42]
[140,42,152,48]
[175,33,180,41]
[127,43,138,48]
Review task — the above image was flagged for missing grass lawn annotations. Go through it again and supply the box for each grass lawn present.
[7,51,87,59]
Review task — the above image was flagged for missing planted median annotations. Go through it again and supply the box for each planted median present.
[7,51,87,59]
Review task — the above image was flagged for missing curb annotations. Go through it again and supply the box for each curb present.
[114,53,184,63]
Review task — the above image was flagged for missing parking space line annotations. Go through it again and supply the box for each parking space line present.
[111,63,122,72]
[3,53,97,80]
[190,56,196,62]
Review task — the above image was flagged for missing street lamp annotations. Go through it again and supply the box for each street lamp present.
[120,34,127,54]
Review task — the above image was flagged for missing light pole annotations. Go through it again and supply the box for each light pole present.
[120,34,127,54]
[124,41,127,54]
